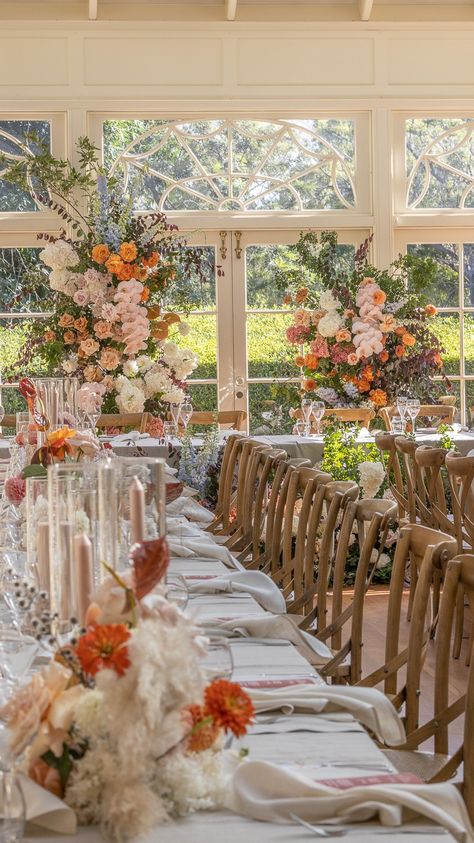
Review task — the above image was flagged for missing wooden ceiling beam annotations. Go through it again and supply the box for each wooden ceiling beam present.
[226,0,237,21]
[358,0,374,21]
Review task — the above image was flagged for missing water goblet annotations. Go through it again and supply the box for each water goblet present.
[165,574,189,611]
[162,421,177,445]
[0,631,38,682]
[169,403,182,427]
[87,411,100,435]
[396,395,408,432]
[311,401,325,435]
[180,400,193,434]
[406,398,421,435]
[301,398,313,425]
[200,636,233,682]
[294,420,306,437]
[390,414,404,435]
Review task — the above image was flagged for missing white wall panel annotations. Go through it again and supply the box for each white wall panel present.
[0,37,68,86]
[388,37,474,85]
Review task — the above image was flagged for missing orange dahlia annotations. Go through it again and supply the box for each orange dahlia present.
[357,378,371,393]
[303,378,316,391]
[184,704,220,753]
[203,679,254,738]
[75,624,131,677]
[425,304,437,317]
[143,251,159,268]
[91,244,110,264]
[304,353,319,370]
[294,355,305,367]
[402,333,416,347]
[395,345,405,358]
[119,241,138,262]
[379,350,389,363]
[369,388,388,407]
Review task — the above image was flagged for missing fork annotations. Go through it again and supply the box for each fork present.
[289,814,450,837]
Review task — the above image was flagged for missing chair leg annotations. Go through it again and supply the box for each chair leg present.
[452,585,465,659]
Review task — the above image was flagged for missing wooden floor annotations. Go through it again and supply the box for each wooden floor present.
[357,586,471,754]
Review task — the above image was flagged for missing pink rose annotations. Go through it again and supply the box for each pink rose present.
[94,320,113,339]
[73,290,89,307]
[79,337,100,357]
[100,348,121,371]
[4,474,26,505]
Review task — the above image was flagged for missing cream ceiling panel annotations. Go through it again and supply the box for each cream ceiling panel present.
[388,37,474,84]
[83,36,222,85]
[236,37,374,85]
[0,36,68,85]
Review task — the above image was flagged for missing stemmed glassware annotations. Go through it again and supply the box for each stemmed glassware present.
[180,400,193,435]
[169,402,182,429]
[311,401,325,435]
[301,398,313,436]
[396,395,408,433]
[407,398,421,435]
[165,574,189,610]
[200,636,233,682]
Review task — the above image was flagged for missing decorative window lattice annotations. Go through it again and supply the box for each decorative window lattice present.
[103,118,356,212]
[406,118,474,209]
[0,120,50,212]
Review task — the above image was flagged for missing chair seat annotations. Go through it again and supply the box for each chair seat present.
[382,748,450,782]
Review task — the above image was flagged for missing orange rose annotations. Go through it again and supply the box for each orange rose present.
[303,378,316,391]
[44,330,56,342]
[94,320,113,339]
[91,244,110,265]
[80,337,100,357]
[105,254,124,275]
[74,317,88,333]
[402,333,416,347]
[140,286,150,302]
[336,329,351,343]
[83,365,102,382]
[100,349,121,371]
[358,378,371,392]
[63,330,76,345]
[119,241,138,262]
[433,353,443,368]
[379,350,389,363]
[361,365,374,382]
[304,353,319,370]
[294,355,305,367]
[143,251,159,268]
[373,289,386,306]
[131,264,148,281]
[283,294,292,306]
[295,287,309,304]
[116,263,134,282]
[395,345,405,358]
[347,352,358,366]
[425,304,437,317]
[395,326,406,336]
[369,388,387,407]
[58,314,74,328]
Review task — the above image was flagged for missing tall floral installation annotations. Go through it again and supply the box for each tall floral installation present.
[0,137,205,415]
[278,231,447,411]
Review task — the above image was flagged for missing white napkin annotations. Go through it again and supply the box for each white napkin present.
[247,684,406,747]
[111,431,150,443]
[20,774,76,834]
[229,761,473,843]
[217,614,333,665]
[166,497,214,524]
[168,537,237,567]
[188,571,286,614]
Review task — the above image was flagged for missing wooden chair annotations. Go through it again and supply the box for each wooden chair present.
[322,407,375,429]
[188,410,247,432]
[315,497,398,685]
[414,445,451,533]
[96,413,151,433]
[380,404,455,431]
[375,431,409,522]
[206,438,269,540]
[380,553,474,784]
[0,415,15,430]
[358,525,458,752]
[205,433,246,534]
[445,453,474,660]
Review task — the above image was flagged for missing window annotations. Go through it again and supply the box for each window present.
[0,120,51,212]
[405,118,474,210]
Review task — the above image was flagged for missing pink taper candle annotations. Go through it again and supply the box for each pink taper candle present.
[36,522,50,592]
[74,533,93,625]
[129,476,146,545]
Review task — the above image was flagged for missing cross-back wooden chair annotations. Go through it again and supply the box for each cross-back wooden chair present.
[380,404,456,431]
[445,453,474,661]
[314,498,398,685]
[206,436,266,538]
[357,525,458,747]
[96,412,151,433]
[414,445,451,533]
[375,431,409,522]
[0,415,15,430]
[322,407,375,429]
[187,410,247,432]
[282,477,359,631]
[380,553,474,784]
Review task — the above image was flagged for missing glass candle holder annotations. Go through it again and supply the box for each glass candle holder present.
[25,477,49,591]
[112,457,166,568]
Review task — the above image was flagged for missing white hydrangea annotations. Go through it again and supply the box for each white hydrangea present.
[162,387,186,405]
[123,359,139,378]
[319,290,340,312]
[162,342,179,359]
[144,368,173,399]
[49,269,75,295]
[358,460,385,499]
[40,240,79,270]
[74,689,104,739]
[317,311,343,338]
[178,322,191,337]
[62,354,78,374]
[116,384,146,414]
[136,355,153,373]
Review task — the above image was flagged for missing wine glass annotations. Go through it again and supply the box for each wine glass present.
[87,410,100,435]
[407,398,420,435]
[294,419,306,437]
[165,574,189,610]
[311,401,325,435]
[396,395,408,433]
[180,400,193,434]
[390,414,404,434]
[0,631,38,682]
[169,403,182,428]
[162,421,177,444]
[200,636,233,682]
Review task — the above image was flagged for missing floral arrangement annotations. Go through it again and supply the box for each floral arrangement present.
[0,137,205,414]
[278,231,447,410]
[6,539,254,841]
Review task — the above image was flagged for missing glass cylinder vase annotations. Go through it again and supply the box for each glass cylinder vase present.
[112,457,166,568]
[25,477,50,591]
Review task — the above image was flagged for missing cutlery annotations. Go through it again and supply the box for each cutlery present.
[289,815,450,837]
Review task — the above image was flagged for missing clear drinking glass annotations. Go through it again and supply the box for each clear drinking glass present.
[390,414,404,434]
[396,395,408,432]
[0,632,38,682]
[294,420,306,437]
[169,403,182,427]
[200,636,233,682]
[162,421,177,444]
[407,398,421,435]
[311,401,325,435]
[165,574,189,610]
[180,401,193,434]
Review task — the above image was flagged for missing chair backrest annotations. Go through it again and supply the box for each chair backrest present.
[380,404,455,430]
[322,407,375,429]
[445,452,474,552]
[414,445,452,533]
[358,524,458,733]
[97,412,151,433]
[230,445,286,557]
[317,497,398,684]
[461,559,474,820]
[0,414,15,429]
[394,435,419,523]
[375,431,407,521]
[189,410,247,432]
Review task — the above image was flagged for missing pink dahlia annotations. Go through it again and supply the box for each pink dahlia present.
[286,325,311,344]
[310,336,330,358]
[5,474,26,505]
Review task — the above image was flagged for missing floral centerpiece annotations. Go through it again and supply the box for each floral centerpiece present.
[5,539,254,841]
[278,231,448,410]
[0,137,205,415]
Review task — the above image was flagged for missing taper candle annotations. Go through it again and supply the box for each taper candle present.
[36,522,50,592]
[74,533,93,625]
[129,476,146,544]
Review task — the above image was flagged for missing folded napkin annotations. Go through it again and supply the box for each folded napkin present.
[216,614,333,665]
[246,684,406,747]
[168,537,237,567]
[20,774,76,834]
[111,431,150,443]
[166,497,214,524]
[188,571,286,614]
[229,761,473,843]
